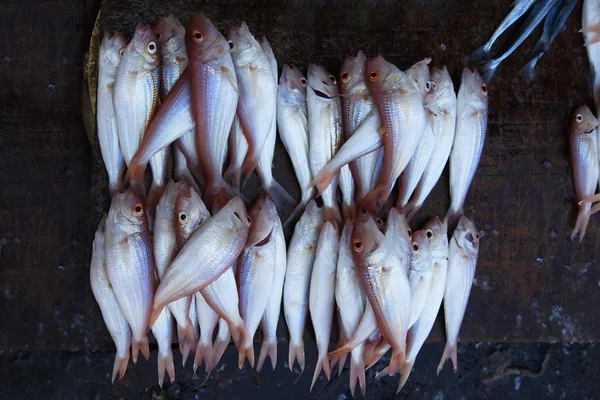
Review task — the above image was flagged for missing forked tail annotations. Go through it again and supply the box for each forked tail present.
[436,341,458,375]
[230,321,254,369]
[257,338,278,372]
[310,354,331,392]
[131,334,150,364]
[396,360,415,394]
[193,338,214,374]
[288,338,305,372]
[264,179,298,216]
[572,203,592,242]
[212,320,231,368]
[359,185,390,214]
[349,345,366,397]
[312,164,339,198]
[157,350,176,389]
[111,352,130,383]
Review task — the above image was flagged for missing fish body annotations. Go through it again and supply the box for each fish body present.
[157,14,188,99]
[283,200,324,371]
[223,115,248,194]
[194,291,219,372]
[328,301,378,363]
[172,145,201,194]
[384,207,412,275]
[104,189,154,363]
[97,32,126,194]
[150,304,175,387]
[408,230,433,328]
[438,216,479,373]
[446,69,488,223]
[89,215,131,382]
[307,64,343,224]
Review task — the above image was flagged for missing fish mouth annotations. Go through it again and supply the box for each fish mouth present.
[310,86,332,99]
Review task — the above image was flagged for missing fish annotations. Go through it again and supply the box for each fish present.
[89,215,131,382]
[212,318,232,369]
[470,0,536,60]
[172,144,201,195]
[404,66,457,221]
[328,301,378,365]
[223,115,248,194]
[175,131,205,187]
[335,221,367,397]
[186,14,238,212]
[150,301,175,388]
[438,216,480,374]
[256,37,298,214]
[397,58,436,209]
[446,68,488,223]
[257,209,287,371]
[361,56,426,213]
[309,221,339,391]
[228,23,277,182]
[351,212,411,376]
[156,14,188,100]
[149,196,249,326]
[237,196,279,367]
[583,0,600,111]
[407,229,434,329]
[307,64,343,224]
[340,165,356,220]
[519,0,578,82]
[277,64,314,225]
[104,189,153,363]
[154,180,196,362]
[569,106,600,241]
[479,0,560,82]
[97,32,127,194]
[339,51,383,202]
[193,292,219,372]
[174,181,211,249]
[384,207,412,276]
[283,200,324,371]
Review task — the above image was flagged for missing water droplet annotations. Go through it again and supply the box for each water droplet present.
[536,257,544,263]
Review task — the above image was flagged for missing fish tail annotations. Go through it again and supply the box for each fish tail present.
[359,185,390,214]
[204,179,235,213]
[375,365,390,378]
[148,305,163,336]
[228,320,253,368]
[111,352,130,383]
[310,354,331,392]
[181,317,196,366]
[405,202,421,222]
[388,347,405,377]
[582,24,600,46]
[572,203,592,242]
[396,360,415,394]
[282,193,314,232]
[312,164,338,197]
[264,178,298,215]
[175,322,187,355]
[146,181,166,217]
[444,207,463,228]
[124,161,147,194]
[193,338,214,374]
[324,204,342,227]
[342,203,357,222]
[256,338,277,372]
[518,55,541,83]
[288,338,305,372]
[212,321,231,369]
[469,43,490,62]
[240,153,259,184]
[349,349,366,397]
[366,342,391,370]
[437,342,458,375]
[157,349,176,389]
[327,345,352,363]
[332,353,347,377]
[223,163,242,195]
[181,339,192,367]
[478,58,500,83]
[131,334,150,364]
[578,192,600,205]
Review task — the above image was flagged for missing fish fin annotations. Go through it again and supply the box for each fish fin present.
[212,322,231,369]
[263,179,298,215]
[584,35,600,47]
[312,164,339,197]
[181,340,192,367]
[204,179,235,213]
[572,203,592,242]
[518,55,542,83]
[327,345,352,363]
[193,338,214,374]
[288,339,305,372]
[478,58,500,83]
[146,182,166,227]
[360,185,390,214]
[469,44,490,62]
[229,322,254,369]
[366,342,391,370]
[388,347,405,377]
[396,360,415,394]
[223,163,242,195]
[376,365,390,378]
[437,342,458,375]
[403,202,419,222]
[324,205,342,227]
[342,203,357,222]
[240,154,259,184]
[124,161,147,195]
[111,353,130,383]
[180,317,196,366]
[332,353,347,377]
[148,306,162,331]
[220,65,240,96]
[175,322,187,355]
[578,193,600,204]
[257,338,277,372]
[349,350,366,397]
[310,354,331,392]
[131,334,150,364]
[444,207,463,228]
[157,350,176,389]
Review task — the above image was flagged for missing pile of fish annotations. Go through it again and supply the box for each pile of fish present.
[472,0,577,82]
[91,12,487,395]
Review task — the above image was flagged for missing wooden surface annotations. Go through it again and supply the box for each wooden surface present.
[1,0,599,354]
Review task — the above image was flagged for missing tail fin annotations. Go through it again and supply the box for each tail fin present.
[193,337,214,374]
[131,334,150,364]
[181,317,196,366]
[257,338,277,372]
[349,346,366,397]
[582,24,600,46]
[327,344,352,363]
[436,342,458,375]
[212,319,231,368]
[124,160,147,194]
[444,207,463,229]
[359,185,390,214]
[310,354,331,392]
[146,182,166,228]
[387,347,405,377]
[148,306,162,331]
[405,202,421,222]
[223,163,242,195]
[572,203,592,242]
[157,350,176,389]
[312,164,339,197]
[342,203,356,222]
[579,192,600,205]
[204,179,235,213]
[366,342,391,370]
[229,321,254,369]
[111,353,130,383]
[518,55,541,83]
[478,58,500,83]
[396,360,415,394]
[324,205,342,227]
[241,154,259,184]
[469,43,490,62]
[288,339,305,372]
[264,179,298,216]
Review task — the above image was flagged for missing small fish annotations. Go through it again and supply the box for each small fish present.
[229,23,277,182]
[174,182,211,249]
[187,14,238,212]
[150,301,175,388]
[175,131,205,187]
[277,64,313,225]
[479,0,560,82]
[405,67,457,221]
[470,0,536,60]
[569,106,600,241]
[407,229,434,329]
[335,221,367,397]
[97,32,127,194]
[104,189,154,363]
[438,216,480,374]
[212,318,231,369]
[519,0,578,82]
[309,221,339,391]
[384,207,412,274]
[156,14,187,100]
[172,145,201,195]
[283,200,324,371]
[582,0,600,111]
[223,115,248,194]
[237,196,279,367]
[361,56,426,213]
[307,64,343,224]
[89,215,131,382]
[150,197,249,326]
[351,212,411,376]
[446,69,488,223]
[193,291,219,372]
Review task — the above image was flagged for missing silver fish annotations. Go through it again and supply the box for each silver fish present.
[309,221,339,391]
[407,229,433,328]
[583,0,600,110]
[97,32,126,194]
[193,291,219,372]
[340,164,356,220]
[89,215,131,382]
[283,200,324,371]
[172,144,201,195]
[175,130,205,187]
[438,216,479,374]
[213,318,231,369]
[156,14,187,100]
[328,301,377,366]
[405,66,457,221]
[307,64,343,224]
[104,189,153,363]
[223,114,248,194]
[384,207,412,274]
[446,68,488,223]
[150,300,175,388]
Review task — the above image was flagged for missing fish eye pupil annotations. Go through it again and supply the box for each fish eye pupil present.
[194,32,202,40]
[576,114,583,122]
[426,231,432,238]
[371,72,377,78]
[135,206,141,213]
[228,40,234,49]
[481,84,487,93]
[329,75,336,83]
[354,241,361,249]
[180,213,186,221]
[413,244,419,251]
[407,230,412,236]
[301,78,306,85]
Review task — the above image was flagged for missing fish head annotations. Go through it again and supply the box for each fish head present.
[247,195,278,246]
[129,23,159,67]
[430,66,455,109]
[109,189,148,233]
[571,105,599,135]
[339,50,368,96]
[462,68,488,110]
[423,216,448,258]
[410,229,432,271]
[279,64,307,104]
[100,31,127,67]
[454,216,479,258]
[219,196,251,242]
[228,22,261,64]
[307,64,339,99]
[385,207,412,252]
[185,14,229,62]
[351,211,387,265]
[364,56,405,93]
[405,57,433,103]
[175,182,211,247]
[156,14,186,60]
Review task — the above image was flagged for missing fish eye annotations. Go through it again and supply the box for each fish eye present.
[431,81,437,89]
[329,75,337,84]
[146,41,157,54]
[425,81,431,91]
[407,229,412,237]
[476,232,480,239]
[192,30,203,42]
[133,202,144,217]
[576,113,584,123]
[412,242,419,252]
[426,229,433,239]
[352,239,363,252]
[375,218,383,226]
[368,70,379,81]
[246,216,252,227]
[481,83,488,94]
[340,70,350,83]
[300,77,307,86]
[119,48,124,57]
[178,211,188,225]
[228,40,234,49]
[465,232,474,243]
